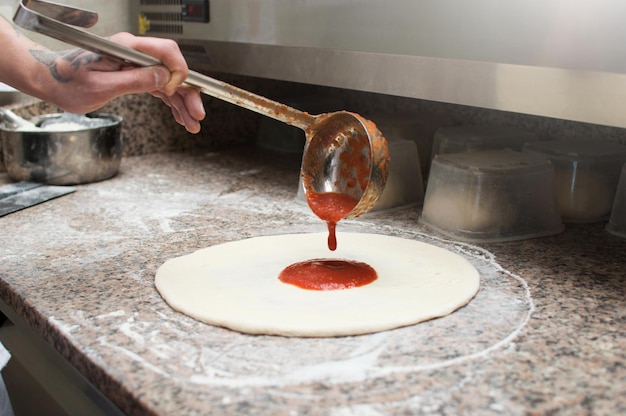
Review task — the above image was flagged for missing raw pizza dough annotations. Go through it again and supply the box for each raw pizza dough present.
[155,232,480,337]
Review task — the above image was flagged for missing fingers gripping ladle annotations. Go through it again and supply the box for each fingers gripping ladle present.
[14,0,390,224]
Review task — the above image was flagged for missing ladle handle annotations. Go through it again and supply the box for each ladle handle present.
[0,108,39,130]
[13,1,316,131]
[185,72,315,131]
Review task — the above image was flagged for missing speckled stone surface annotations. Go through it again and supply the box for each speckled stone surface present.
[0,149,624,416]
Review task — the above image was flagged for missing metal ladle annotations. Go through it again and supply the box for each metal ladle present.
[13,0,390,219]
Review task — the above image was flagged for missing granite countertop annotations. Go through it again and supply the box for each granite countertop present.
[0,149,624,415]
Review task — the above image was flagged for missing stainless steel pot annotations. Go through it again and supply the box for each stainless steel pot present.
[1,113,123,185]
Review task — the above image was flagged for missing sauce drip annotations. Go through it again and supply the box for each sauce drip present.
[279,258,377,291]
[305,191,359,251]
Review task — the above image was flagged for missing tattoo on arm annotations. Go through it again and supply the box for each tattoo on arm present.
[29,48,102,83]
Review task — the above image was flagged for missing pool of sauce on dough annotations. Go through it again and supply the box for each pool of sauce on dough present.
[279,258,377,290]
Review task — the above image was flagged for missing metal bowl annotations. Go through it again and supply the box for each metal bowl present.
[1,113,123,185]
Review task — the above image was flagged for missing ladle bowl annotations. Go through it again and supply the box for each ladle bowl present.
[302,111,389,218]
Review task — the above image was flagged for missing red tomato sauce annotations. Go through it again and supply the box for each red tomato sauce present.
[279,258,378,291]
[305,191,358,251]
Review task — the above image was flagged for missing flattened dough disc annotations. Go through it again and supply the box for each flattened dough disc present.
[155,233,480,337]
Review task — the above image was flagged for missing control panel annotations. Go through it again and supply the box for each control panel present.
[182,0,209,23]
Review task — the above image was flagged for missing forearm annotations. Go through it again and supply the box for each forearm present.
[0,16,54,101]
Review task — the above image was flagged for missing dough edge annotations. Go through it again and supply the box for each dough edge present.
[155,232,481,337]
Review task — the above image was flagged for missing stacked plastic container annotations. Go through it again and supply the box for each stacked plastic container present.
[522,139,626,223]
[420,126,626,241]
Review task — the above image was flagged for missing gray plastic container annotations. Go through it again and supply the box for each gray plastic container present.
[431,125,541,159]
[523,139,626,223]
[420,149,563,242]
[606,163,626,238]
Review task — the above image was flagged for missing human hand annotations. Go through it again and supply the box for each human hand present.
[31,33,205,133]
[108,33,206,134]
